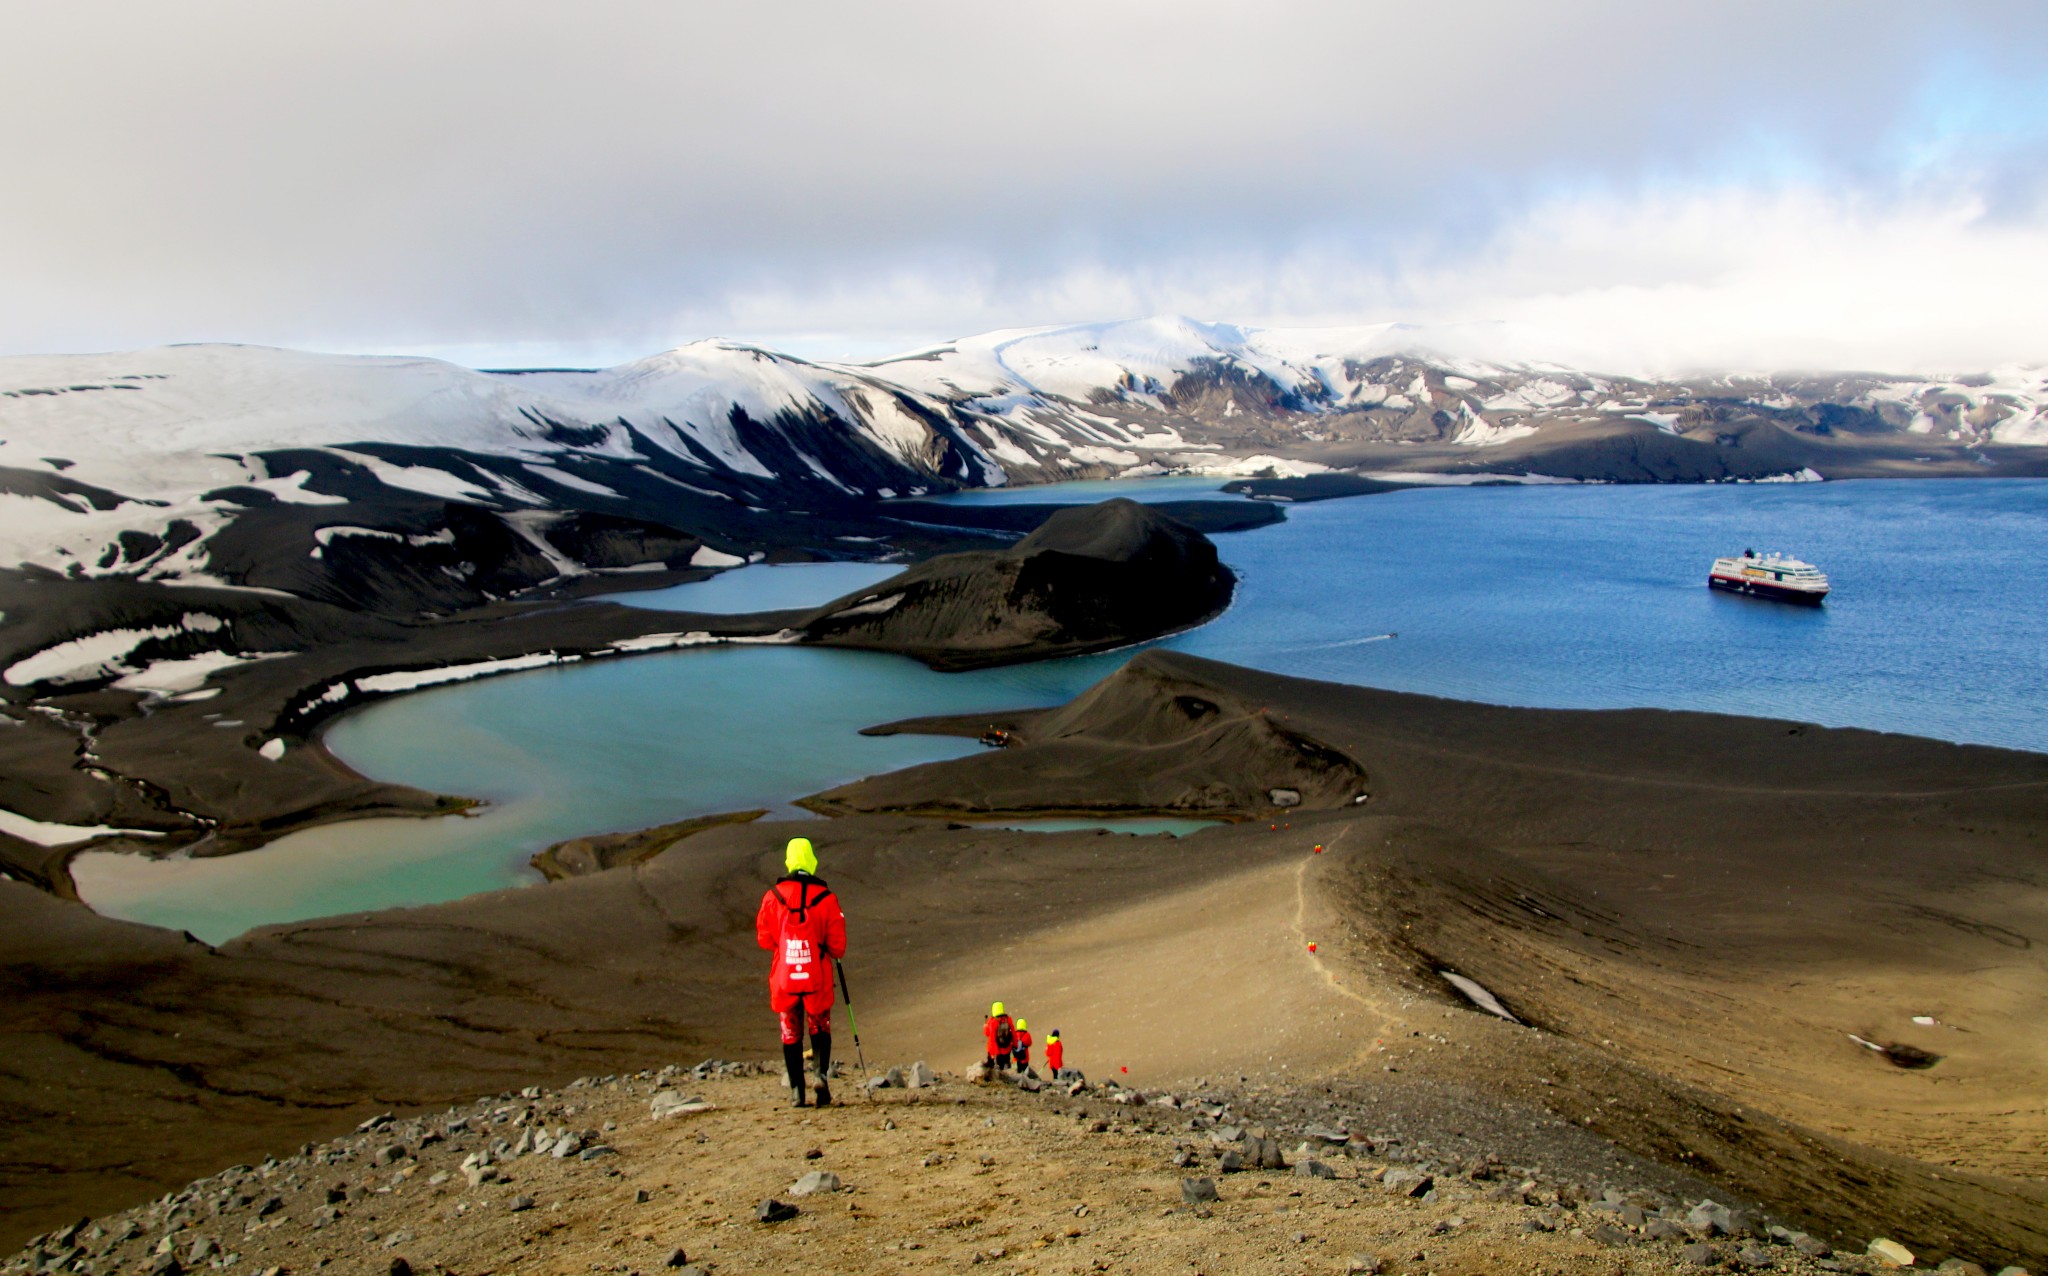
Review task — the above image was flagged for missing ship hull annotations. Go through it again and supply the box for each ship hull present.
[1708,574,1828,605]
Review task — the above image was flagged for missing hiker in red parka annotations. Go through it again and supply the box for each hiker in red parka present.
[1045,1029,1065,1078]
[1011,1017,1034,1076]
[756,836,847,1107]
[983,1002,1016,1073]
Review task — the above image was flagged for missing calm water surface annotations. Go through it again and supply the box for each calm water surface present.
[75,478,2048,941]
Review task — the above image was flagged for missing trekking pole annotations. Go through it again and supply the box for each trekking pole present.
[834,960,871,1102]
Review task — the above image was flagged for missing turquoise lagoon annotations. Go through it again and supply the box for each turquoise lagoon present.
[75,478,2048,941]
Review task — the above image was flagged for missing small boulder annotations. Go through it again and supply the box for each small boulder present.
[789,1171,842,1197]
[549,1134,583,1159]
[389,1259,413,1276]
[1736,1244,1774,1268]
[1269,788,1302,807]
[1347,1255,1383,1275]
[1936,1263,1988,1276]
[1589,1223,1634,1246]
[663,1248,688,1268]
[756,1199,799,1224]
[1680,1243,1722,1267]
[1381,1169,1433,1198]
[908,1061,936,1088]
[1646,1218,1688,1241]
[146,1254,182,1276]
[508,1195,535,1213]
[1689,1201,1735,1236]
[1868,1239,1916,1268]
[1294,1159,1337,1180]
[1217,1150,1246,1173]
[1181,1178,1220,1206]
[649,1091,712,1120]
[372,1144,407,1167]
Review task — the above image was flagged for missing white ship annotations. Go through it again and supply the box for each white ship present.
[1708,549,1830,605]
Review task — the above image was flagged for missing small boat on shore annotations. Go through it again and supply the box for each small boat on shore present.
[1708,549,1830,604]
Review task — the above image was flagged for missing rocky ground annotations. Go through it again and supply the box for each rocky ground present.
[15,1062,2017,1276]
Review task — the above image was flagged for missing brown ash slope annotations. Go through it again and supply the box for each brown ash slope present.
[801,499,1237,670]
[3,653,2044,1263]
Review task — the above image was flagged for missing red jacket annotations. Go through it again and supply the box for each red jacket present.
[983,1013,1015,1058]
[1046,1037,1063,1071]
[756,874,846,1012]
[1013,1027,1033,1060]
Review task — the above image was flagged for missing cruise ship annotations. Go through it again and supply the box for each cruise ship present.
[1708,550,1830,604]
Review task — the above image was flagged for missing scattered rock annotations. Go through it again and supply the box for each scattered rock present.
[1269,788,1302,807]
[1589,1223,1634,1246]
[789,1171,842,1197]
[1689,1200,1736,1236]
[1181,1178,1220,1206]
[1868,1239,1916,1268]
[577,1145,617,1161]
[549,1134,583,1159]
[649,1092,712,1120]
[1217,1150,1246,1173]
[663,1248,688,1268]
[1681,1242,1723,1267]
[1646,1218,1688,1241]
[908,1061,936,1088]
[756,1199,799,1224]
[1381,1169,1433,1198]
[1294,1159,1337,1180]
[1347,1254,1383,1275]
[1937,1263,1988,1276]
[1737,1244,1773,1268]
[389,1259,413,1276]
[371,1144,407,1167]
[146,1253,181,1276]
[508,1196,535,1213]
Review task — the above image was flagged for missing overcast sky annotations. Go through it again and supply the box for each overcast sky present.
[3,1,2045,372]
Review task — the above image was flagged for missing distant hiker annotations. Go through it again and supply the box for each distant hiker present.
[756,836,847,1107]
[983,1001,1017,1074]
[1011,1017,1035,1076]
[1045,1028,1064,1077]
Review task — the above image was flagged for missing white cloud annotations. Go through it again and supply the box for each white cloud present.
[0,1,2043,372]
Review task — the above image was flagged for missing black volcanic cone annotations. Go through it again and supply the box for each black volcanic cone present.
[802,499,1234,670]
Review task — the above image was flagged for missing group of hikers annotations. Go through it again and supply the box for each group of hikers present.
[980,1000,1062,1078]
[754,836,1070,1107]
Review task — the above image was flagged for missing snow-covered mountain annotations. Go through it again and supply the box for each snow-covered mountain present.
[1,316,2044,614]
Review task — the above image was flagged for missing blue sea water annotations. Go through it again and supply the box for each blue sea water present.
[73,478,2048,941]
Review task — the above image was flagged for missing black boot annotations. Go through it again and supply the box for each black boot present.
[812,1032,833,1107]
[783,1041,808,1107]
